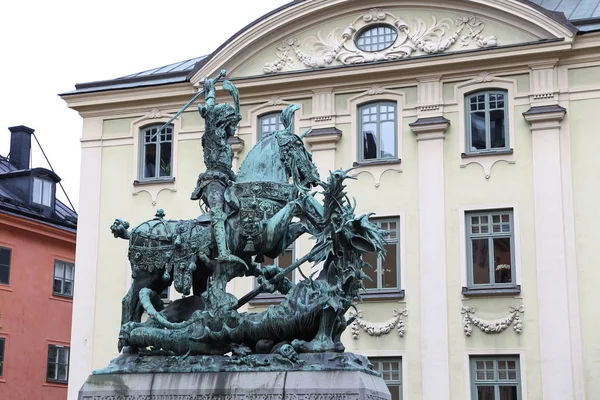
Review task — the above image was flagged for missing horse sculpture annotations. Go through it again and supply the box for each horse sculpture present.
[111,104,321,351]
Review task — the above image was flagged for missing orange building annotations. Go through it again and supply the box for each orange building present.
[0,126,77,399]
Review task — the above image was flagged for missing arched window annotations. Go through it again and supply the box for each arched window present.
[465,90,509,154]
[358,101,397,162]
[140,124,173,180]
[258,112,284,139]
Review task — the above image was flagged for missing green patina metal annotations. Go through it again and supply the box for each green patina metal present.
[109,71,388,368]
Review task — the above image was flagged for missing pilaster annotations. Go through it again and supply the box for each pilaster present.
[304,127,342,180]
[410,116,450,400]
[523,105,577,400]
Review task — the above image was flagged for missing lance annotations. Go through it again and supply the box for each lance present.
[236,241,329,309]
[154,69,228,134]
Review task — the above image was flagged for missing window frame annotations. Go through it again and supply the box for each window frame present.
[370,357,402,400]
[32,176,54,207]
[53,260,75,298]
[46,344,70,384]
[355,24,399,52]
[258,112,284,140]
[362,217,401,294]
[465,209,516,290]
[0,247,11,286]
[470,356,521,400]
[139,124,174,181]
[358,101,398,163]
[465,90,509,155]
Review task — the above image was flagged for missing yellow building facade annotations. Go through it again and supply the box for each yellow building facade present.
[62,1,600,399]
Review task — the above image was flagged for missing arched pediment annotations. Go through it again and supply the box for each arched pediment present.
[190,0,575,83]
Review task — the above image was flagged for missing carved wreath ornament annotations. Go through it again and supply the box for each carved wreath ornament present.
[263,8,498,74]
[349,308,408,339]
[461,305,524,336]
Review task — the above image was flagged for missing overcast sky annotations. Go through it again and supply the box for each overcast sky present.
[0,0,288,210]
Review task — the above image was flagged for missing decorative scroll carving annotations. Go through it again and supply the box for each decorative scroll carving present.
[263,9,498,74]
[461,305,524,336]
[350,308,407,339]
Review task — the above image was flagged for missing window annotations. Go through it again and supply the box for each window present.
[160,287,169,301]
[359,102,397,162]
[0,247,10,285]
[0,338,5,377]
[141,124,173,180]
[356,25,398,52]
[254,245,295,297]
[470,356,521,400]
[362,218,400,291]
[53,260,74,297]
[466,210,515,289]
[371,358,402,400]
[47,345,69,383]
[258,112,283,139]
[466,90,509,154]
[33,177,53,206]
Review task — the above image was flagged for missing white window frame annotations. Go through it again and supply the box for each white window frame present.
[53,260,75,297]
[363,217,401,293]
[46,344,70,384]
[32,176,53,207]
[465,90,509,155]
[358,101,398,163]
[140,124,174,181]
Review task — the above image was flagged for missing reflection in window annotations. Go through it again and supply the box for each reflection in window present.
[363,218,400,291]
[54,260,74,297]
[258,112,284,140]
[371,358,402,400]
[359,102,397,162]
[47,345,70,383]
[466,90,508,154]
[33,177,53,206]
[141,124,173,180]
[470,356,521,400]
[466,210,515,288]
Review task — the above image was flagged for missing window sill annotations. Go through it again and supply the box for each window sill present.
[49,295,73,303]
[44,381,68,387]
[0,285,12,292]
[353,158,401,167]
[462,285,521,297]
[133,177,176,186]
[359,289,405,301]
[461,149,513,158]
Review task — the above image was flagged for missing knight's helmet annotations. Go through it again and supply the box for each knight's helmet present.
[198,74,242,128]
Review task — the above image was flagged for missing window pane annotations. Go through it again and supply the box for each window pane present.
[279,249,293,269]
[48,347,57,362]
[65,264,74,280]
[0,338,5,376]
[470,112,487,150]
[362,123,378,160]
[476,386,495,400]
[144,143,157,178]
[159,142,172,177]
[64,281,73,296]
[33,178,42,203]
[380,121,395,159]
[53,278,63,294]
[388,385,401,400]
[55,262,64,279]
[0,265,9,285]
[493,237,512,284]
[490,109,506,148]
[47,362,57,380]
[499,386,518,400]
[471,239,490,284]
[42,180,52,206]
[382,243,398,289]
[362,251,378,289]
[0,248,10,267]
[58,364,68,381]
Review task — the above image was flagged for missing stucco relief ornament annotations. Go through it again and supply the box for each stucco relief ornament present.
[263,9,498,74]
[461,305,524,336]
[349,308,408,339]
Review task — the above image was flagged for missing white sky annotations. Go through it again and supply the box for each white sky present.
[0,0,288,210]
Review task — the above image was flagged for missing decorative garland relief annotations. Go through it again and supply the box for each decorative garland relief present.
[461,305,524,336]
[349,308,408,339]
[263,8,498,74]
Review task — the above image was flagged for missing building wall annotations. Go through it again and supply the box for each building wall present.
[0,213,76,399]
[63,2,600,400]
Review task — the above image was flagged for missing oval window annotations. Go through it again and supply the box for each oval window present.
[355,25,398,52]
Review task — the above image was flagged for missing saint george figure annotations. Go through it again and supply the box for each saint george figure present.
[190,75,245,267]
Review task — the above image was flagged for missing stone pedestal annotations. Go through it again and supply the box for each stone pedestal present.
[79,353,391,400]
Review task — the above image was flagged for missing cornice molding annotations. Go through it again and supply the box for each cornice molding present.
[0,211,77,243]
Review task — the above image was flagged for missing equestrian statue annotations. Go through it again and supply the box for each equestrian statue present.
[109,71,388,359]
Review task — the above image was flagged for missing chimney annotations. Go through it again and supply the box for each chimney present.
[8,125,33,170]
